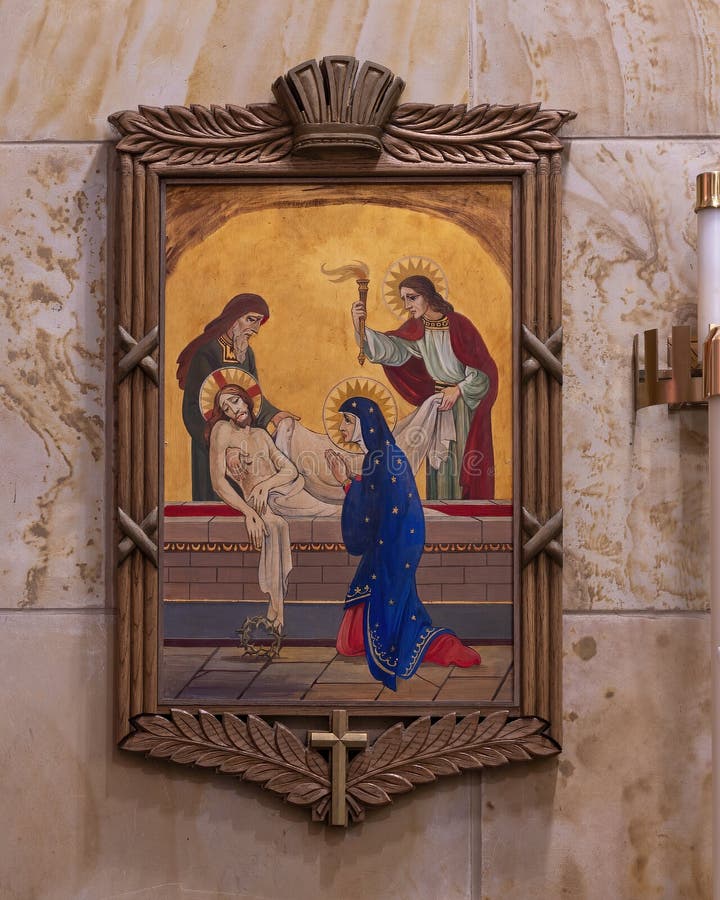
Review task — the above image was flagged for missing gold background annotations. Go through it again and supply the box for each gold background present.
[163,182,513,501]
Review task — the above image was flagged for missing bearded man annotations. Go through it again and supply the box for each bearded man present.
[176,293,295,500]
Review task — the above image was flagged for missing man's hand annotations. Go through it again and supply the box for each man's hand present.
[244,510,268,550]
[325,449,352,485]
[226,447,250,482]
[437,385,461,411]
[247,481,270,516]
[271,411,300,427]
[351,299,367,332]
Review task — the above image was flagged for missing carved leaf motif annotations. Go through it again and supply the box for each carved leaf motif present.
[122,709,330,814]
[108,103,293,166]
[383,102,575,164]
[122,709,559,824]
[344,711,559,821]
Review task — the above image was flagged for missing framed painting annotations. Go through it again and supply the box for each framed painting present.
[111,56,571,826]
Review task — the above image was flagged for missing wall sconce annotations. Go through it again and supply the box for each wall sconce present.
[633,172,720,413]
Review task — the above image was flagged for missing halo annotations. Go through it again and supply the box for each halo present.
[199,368,263,420]
[382,255,449,319]
[323,378,398,453]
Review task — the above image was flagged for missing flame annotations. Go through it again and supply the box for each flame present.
[320,260,370,283]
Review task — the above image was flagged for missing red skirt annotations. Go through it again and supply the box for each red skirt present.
[336,603,481,668]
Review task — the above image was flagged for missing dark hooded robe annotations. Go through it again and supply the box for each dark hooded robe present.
[176,293,279,501]
[336,396,480,690]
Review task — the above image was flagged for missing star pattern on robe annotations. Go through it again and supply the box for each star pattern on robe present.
[371,574,377,580]
[388,599,395,606]
[364,517,370,523]
[391,476,397,483]
[392,506,399,514]
[405,562,410,569]
[410,528,415,534]
[411,614,417,621]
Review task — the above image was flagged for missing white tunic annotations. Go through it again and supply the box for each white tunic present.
[362,324,490,408]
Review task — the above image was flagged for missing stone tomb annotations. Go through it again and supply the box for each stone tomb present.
[163,502,513,643]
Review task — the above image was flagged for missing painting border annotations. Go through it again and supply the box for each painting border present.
[110,56,570,824]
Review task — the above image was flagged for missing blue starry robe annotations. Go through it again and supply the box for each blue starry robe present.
[339,396,451,690]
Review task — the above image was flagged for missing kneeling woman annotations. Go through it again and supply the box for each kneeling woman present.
[325,395,480,690]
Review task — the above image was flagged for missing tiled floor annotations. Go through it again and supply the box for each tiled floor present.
[162,643,514,704]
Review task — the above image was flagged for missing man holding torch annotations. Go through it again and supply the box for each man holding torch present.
[351,274,498,501]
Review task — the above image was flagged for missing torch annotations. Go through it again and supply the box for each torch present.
[321,260,371,365]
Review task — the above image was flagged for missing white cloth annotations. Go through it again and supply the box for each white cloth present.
[394,394,456,473]
[261,477,338,627]
[273,394,456,516]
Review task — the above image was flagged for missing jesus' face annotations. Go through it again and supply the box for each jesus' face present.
[339,412,357,442]
[220,393,251,427]
[400,286,430,319]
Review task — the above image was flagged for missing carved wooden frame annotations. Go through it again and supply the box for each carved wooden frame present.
[110,56,572,826]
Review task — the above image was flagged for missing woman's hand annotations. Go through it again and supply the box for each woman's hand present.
[325,449,351,485]
[437,385,461,411]
[351,299,366,332]
[226,447,250,482]
[247,481,270,516]
[244,509,268,550]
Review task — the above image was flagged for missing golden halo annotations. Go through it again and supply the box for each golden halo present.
[322,378,398,453]
[382,255,449,319]
[199,368,263,420]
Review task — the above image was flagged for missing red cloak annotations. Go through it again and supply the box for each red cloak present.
[383,312,498,499]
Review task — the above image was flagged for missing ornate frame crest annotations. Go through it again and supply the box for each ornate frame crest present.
[110,56,572,826]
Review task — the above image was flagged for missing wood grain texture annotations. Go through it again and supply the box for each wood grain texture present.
[535,155,551,724]
[548,152,564,739]
[116,152,133,742]
[111,55,569,804]
[130,159,146,720]
[520,167,537,719]
[143,170,161,712]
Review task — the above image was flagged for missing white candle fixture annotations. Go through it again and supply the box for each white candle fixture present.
[696,170,720,900]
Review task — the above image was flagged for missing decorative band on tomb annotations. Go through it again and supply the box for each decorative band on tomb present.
[163,541,513,554]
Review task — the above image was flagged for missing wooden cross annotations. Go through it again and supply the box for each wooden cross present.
[310,709,368,826]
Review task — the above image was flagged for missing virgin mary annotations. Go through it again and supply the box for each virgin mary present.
[325,394,481,690]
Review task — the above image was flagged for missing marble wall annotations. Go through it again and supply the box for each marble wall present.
[0,1,712,897]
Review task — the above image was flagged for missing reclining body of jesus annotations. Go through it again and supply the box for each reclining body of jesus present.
[206,384,336,628]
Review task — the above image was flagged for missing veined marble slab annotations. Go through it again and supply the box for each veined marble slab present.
[472,0,720,136]
[0,0,470,141]
[563,140,712,610]
[0,144,106,608]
